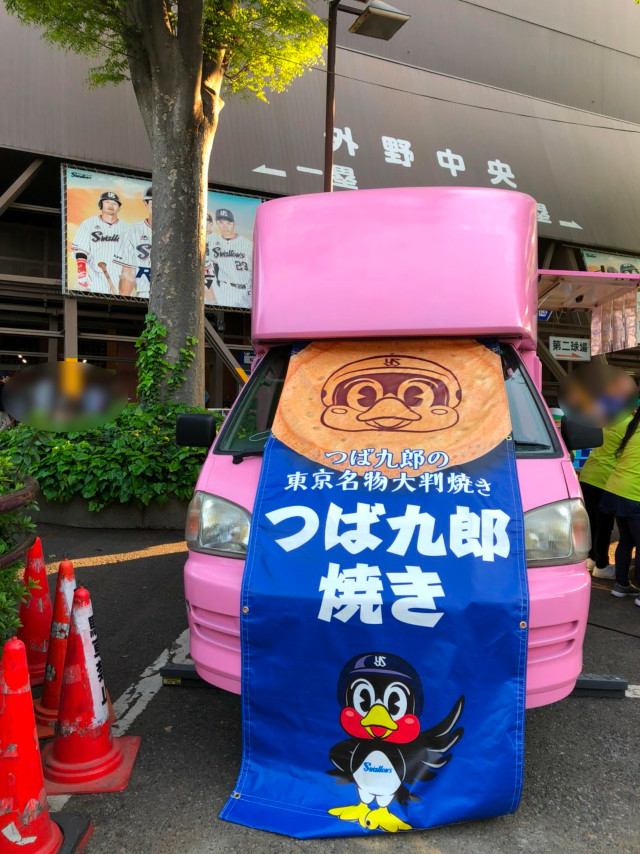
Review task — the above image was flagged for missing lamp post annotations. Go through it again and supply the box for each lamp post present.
[323,0,411,192]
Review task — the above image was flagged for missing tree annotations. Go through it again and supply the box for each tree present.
[4,0,326,404]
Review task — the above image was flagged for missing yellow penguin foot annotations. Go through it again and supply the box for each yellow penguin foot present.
[364,807,411,833]
[328,803,371,824]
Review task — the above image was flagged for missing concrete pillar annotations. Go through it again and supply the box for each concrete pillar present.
[47,316,58,362]
[63,297,78,360]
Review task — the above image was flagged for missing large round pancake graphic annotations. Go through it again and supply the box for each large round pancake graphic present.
[272,339,512,477]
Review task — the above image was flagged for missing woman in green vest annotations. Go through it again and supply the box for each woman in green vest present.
[579,415,631,579]
[600,408,640,603]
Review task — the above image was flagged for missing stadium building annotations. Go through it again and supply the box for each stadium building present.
[2,0,640,404]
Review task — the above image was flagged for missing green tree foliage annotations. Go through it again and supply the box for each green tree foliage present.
[4,0,326,96]
[0,315,214,513]
[0,459,36,644]
[136,313,198,408]
[3,0,326,405]
[0,405,213,512]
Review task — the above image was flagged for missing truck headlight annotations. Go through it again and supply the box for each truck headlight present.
[524,499,590,567]
[185,492,251,558]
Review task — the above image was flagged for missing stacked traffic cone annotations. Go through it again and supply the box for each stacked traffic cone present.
[33,560,77,739]
[17,538,53,687]
[0,637,93,852]
[42,588,141,795]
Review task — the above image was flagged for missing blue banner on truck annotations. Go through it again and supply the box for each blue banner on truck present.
[221,339,528,837]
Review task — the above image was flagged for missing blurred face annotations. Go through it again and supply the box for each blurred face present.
[101,199,120,220]
[206,218,213,235]
[145,199,153,224]
[559,363,638,427]
[217,218,235,238]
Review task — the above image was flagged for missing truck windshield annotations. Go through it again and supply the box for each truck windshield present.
[216,343,559,458]
[498,344,559,457]
[216,347,290,455]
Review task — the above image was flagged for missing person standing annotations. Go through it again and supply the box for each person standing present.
[600,406,640,602]
[114,186,152,298]
[579,415,631,578]
[208,208,253,309]
[204,213,219,307]
[71,191,125,295]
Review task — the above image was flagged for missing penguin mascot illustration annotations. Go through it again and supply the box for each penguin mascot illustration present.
[327,652,464,832]
[320,354,462,434]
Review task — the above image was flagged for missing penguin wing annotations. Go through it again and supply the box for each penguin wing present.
[404,695,465,784]
[327,738,360,784]
[395,782,421,806]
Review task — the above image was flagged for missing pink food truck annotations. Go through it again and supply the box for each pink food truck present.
[179,186,593,709]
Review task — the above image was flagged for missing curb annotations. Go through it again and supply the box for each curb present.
[32,495,187,530]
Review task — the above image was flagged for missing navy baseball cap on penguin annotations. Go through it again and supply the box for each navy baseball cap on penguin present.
[216,208,234,221]
[98,191,121,206]
[143,186,153,201]
[337,652,424,716]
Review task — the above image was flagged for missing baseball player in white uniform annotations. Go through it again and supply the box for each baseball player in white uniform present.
[71,192,125,295]
[204,213,217,306]
[114,186,153,298]
[207,208,253,309]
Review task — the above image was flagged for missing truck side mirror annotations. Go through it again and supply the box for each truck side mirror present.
[176,413,217,448]
[561,417,603,452]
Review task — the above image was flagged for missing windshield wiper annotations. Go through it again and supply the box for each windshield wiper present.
[232,450,265,464]
[513,440,551,449]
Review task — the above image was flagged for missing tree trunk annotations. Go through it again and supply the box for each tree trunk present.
[147,119,216,405]
[125,1,223,407]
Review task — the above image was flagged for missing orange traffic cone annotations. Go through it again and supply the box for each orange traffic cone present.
[0,638,93,852]
[33,560,77,739]
[42,588,140,795]
[17,537,53,687]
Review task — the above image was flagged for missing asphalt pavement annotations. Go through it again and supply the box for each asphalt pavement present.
[34,522,640,854]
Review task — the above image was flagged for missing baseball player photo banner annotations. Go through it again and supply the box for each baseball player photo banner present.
[62,165,260,309]
[204,193,260,310]
[221,339,529,838]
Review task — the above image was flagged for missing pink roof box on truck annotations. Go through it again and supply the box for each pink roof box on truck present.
[251,186,538,346]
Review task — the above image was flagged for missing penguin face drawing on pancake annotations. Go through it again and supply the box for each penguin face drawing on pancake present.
[320,355,461,434]
[328,653,464,833]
